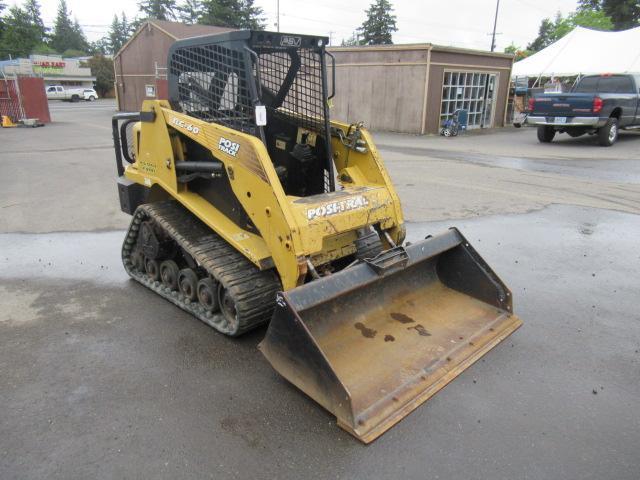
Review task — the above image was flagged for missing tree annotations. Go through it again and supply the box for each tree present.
[341,31,360,46]
[576,0,639,30]
[197,0,264,29]
[527,9,613,52]
[0,2,6,40]
[85,55,114,97]
[138,0,177,20]
[24,0,46,40]
[108,12,132,54]
[178,0,201,24]
[504,43,531,61]
[603,0,640,29]
[238,0,265,29]
[88,38,110,55]
[358,0,397,45]
[0,6,45,58]
[50,0,88,54]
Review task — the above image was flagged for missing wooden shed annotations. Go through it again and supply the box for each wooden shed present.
[113,20,233,111]
[328,44,514,134]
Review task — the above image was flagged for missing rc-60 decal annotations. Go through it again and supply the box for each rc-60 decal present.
[170,117,200,134]
[306,196,369,220]
[218,137,240,157]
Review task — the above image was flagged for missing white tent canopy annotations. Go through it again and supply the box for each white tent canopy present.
[512,26,640,78]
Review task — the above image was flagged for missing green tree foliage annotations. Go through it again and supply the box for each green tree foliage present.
[88,38,110,55]
[85,54,114,97]
[0,2,6,37]
[198,0,265,29]
[0,5,45,58]
[576,0,639,30]
[177,0,201,24]
[108,12,132,54]
[357,0,397,45]
[138,0,177,20]
[341,31,360,46]
[24,0,46,39]
[527,9,613,52]
[32,43,58,55]
[504,43,531,61]
[50,0,88,54]
[603,0,640,29]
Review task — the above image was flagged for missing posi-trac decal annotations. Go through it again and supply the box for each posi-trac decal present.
[306,196,369,220]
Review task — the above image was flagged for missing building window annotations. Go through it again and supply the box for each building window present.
[440,71,498,129]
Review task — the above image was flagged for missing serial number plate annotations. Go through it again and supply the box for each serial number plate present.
[554,117,567,124]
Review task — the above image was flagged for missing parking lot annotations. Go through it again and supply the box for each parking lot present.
[1,100,640,479]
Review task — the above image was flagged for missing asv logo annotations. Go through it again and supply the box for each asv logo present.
[218,137,240,156]
[280,35,301,47]
[170,117,200,134]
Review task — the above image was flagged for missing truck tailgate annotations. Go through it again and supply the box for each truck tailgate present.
[533,93,595,116]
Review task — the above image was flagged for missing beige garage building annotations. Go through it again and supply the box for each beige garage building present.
[328,43,514,134]
[115,21,513,134]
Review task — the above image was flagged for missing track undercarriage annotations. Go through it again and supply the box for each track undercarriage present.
[122,200,281,336]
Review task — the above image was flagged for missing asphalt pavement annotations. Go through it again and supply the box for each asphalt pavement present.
[1,100,639,479]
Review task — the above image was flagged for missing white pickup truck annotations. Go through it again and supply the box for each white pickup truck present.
[45,85,85,102]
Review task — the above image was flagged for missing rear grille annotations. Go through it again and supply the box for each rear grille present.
[257,48,326,133]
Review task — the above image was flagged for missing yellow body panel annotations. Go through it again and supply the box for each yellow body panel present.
[124,100,405,290]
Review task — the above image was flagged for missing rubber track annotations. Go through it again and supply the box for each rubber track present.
[121,200,281,336]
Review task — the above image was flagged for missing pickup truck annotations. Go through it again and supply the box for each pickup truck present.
[45,85,85,102]
[525,73,640,146]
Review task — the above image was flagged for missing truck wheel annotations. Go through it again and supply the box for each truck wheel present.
[598,117,618,146]
[537,126,555,143]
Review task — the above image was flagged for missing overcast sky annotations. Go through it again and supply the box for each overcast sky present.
[19,0,579,51]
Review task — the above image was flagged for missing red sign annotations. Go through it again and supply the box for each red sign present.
[33,60,66,68]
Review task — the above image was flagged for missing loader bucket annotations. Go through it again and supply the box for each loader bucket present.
[259,228,522,443]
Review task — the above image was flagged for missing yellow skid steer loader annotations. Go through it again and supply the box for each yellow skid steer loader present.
[112,30,522,443]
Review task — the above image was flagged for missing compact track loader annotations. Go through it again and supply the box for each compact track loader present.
[112,30,522,443]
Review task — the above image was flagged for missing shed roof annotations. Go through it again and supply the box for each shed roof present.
[329,42,514,59]
[114,20,235,59]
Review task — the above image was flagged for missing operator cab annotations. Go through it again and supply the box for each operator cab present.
[167,30,335,197]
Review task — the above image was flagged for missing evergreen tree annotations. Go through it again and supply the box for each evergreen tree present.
[575,0,639,30]
[108,12,132,54]
[239,0,265,29]
[178,0,202,24]
[0,2,6,41]
[198,0,264,29]
[358,0,397,45]
[603,0,640,29]
[138,0,177,20]
[0,5,46,58]
[24,0,46,40]
[50,0,88,53]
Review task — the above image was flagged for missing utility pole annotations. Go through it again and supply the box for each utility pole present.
[328,31,335,46]
[490,0,500,52]
[276,0,280,32]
